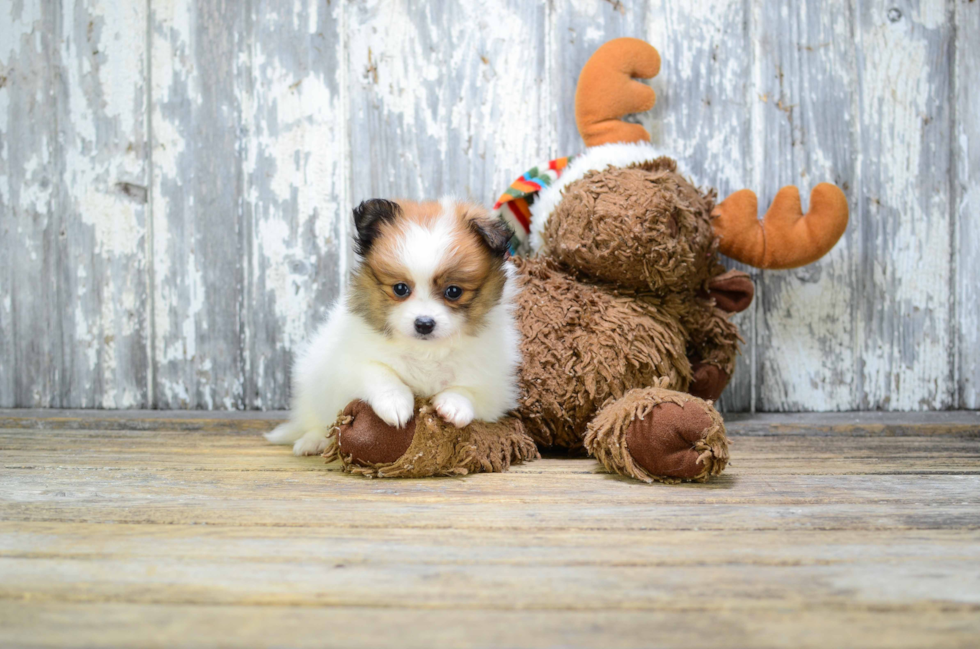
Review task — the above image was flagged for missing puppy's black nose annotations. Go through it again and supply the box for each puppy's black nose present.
[414,317,436,335]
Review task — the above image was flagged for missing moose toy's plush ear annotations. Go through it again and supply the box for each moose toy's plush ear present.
[706,270,755,314]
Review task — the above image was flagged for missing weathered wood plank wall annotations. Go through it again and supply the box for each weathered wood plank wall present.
[0,0,976,411]
[956,0,979,409]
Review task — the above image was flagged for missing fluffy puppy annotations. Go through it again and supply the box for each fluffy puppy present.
[266,197,521,456]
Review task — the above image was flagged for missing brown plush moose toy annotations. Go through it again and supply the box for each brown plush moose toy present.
[324,38,848,483]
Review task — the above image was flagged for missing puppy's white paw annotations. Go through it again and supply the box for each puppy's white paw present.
[433,391,475,428]
[292,430,330,456]
[369,387,415,428]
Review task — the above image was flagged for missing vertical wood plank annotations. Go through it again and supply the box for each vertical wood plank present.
[752,0,859,411]
[0,2,60,407]
[955,0,978,409]
[644,0,754,412]
[0,1,149,408]
[853,0,953,409]
[244,0,346,409]
[150,0,248,409]
[346,0,550,204]
[551,0,650,157]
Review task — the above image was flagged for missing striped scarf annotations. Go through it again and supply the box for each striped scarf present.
[491,156,574,255]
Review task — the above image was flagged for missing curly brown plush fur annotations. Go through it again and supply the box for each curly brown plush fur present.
[512,255,691,449]
[327,399,539,479]
[504,159,742,480]
[584,381,729,484]
[542,158,723,294]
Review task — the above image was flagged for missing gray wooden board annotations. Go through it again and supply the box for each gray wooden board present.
[0,0,977,413]
[346,0,550,202]
[244,0,346,409]
[0,1,150,408]
[752,0,859,411]
[853,0,954,409]
[955,0,978,409]
[150,0,250,409]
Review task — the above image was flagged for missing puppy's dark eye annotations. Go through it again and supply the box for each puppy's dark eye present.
[444,285,463,301]
[393,283,411,298]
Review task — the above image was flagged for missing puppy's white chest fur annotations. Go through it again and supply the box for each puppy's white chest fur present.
[394,353,457,393]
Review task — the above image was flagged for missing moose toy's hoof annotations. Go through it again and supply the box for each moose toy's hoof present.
[336,400,416,466]
[688,362,730,402]
[328,399,539,478]
[625,401,717,480]
[585,386,730,483]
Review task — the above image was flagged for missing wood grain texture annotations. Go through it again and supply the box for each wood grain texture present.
[347,0,550,203]
[3,603,978,649]
[244,0,346,409]
[955,0,978,409]
[853,0,954,410]
[753,0,859,411]
[150,0,249,409]
[0,1,149,408]
[1,0,977,412]
[0,413,979,647]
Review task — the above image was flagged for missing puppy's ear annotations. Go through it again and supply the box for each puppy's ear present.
[469,217,513,258]
[352,199,401,257]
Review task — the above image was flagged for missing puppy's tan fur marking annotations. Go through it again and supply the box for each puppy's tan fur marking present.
[349,265,396,335]
[439,204,508,334]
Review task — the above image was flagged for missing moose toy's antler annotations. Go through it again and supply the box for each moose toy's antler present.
[712,184,849,269]
[575,38,661,148]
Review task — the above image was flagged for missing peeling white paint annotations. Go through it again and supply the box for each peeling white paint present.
[76,187,143,256]
[1,1,149,408]
[955,0,979,409]
[748,0,859,412]
[855,4,952,409]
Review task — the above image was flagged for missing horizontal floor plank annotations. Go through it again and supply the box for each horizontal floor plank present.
[2,602,978,649]
[2,409,978,435]
[3,523,977,564]
[1,524,978,611]
[2,557,978,610]
[4,433,979,476]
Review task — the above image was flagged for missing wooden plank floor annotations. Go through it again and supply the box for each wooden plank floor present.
[1,411,979,648]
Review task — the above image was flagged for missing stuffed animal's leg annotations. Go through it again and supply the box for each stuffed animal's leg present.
[584,383,729,483]
[684,302,743,401]
[685,270,754,401]
[329,399,539,478]
[686,309,740,401]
